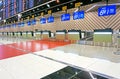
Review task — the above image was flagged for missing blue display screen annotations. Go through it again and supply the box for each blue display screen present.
[98,5,116,16]
[73,11,84,20]
[21,22,24,27]
[18,23,21,27]
[27,21,31,26]
[12,24,16,27]
[31,19,36,25]
[40,18,46,24]
[61,13,70,21]
[47,16,54,23]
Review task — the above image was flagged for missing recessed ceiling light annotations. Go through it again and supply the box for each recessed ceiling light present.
[37,8,39,10]
[33,10,35,12]
[57,8,60,10]
[91,0,93,2]
[70,3,73,5]
[47,4,50,8]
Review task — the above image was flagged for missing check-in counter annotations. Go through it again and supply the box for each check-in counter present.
[67,30,81,41]
[27,31,34,39]
[1,32,4,36]
[0,32,2,36]
[22,32,27,38]
[55,30,66,40]
[8,32,11,37]
[17,32,22,37]
[118,30,120,45]
[4,32,8,37]
[35,31,42,39]
[9,32,13,37]
[14,32,18,37]
[93,28,113,46]
[42,31,51,40]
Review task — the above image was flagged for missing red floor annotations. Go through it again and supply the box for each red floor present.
[0,40,71,60]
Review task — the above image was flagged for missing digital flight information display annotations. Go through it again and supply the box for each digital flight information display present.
[2,0,51,19]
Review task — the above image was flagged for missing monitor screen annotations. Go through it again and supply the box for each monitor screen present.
[47,16,54,23]
[21,22,24,27]
[18,23,21,27]
[31,19,36,25]
[61,13,70,21]
[98,5,116,16]
[40,18,46,24]
[27,21,31,26]
[73,11,84,20]
[12,24,16,27]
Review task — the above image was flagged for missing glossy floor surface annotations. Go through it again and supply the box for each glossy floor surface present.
[52,44,120,63]
[35,49,120,79]
[0,38,120,79]
[0,39,70,60]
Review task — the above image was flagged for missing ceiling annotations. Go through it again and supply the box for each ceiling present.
[36,0,120,20]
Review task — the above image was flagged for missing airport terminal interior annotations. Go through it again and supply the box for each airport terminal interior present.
[0,0,120,79]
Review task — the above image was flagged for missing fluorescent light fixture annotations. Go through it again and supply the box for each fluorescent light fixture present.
[68,32,79,34]
[57,8,60,10]
[85,4,96,12]
[94,32,112,34]
[56,32,65,34]
[43,32,49,34]
[4,20,6,23]
[36,32,41,34]
[18,13,22,18]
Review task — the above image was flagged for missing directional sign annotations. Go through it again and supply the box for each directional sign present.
[47,16,54,23]
[73,11,84,20]
[61,13,70,21]
[98,5,116,16]
[40,18,46,24]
